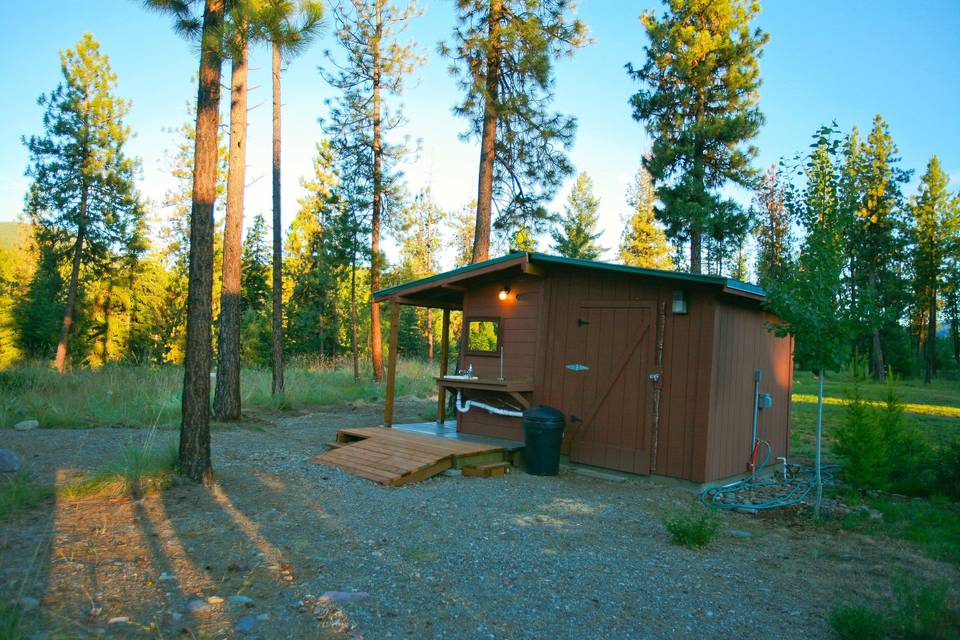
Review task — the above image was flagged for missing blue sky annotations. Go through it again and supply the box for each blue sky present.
[1,0,958,264]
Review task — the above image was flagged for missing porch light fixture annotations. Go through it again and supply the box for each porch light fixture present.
[672,290,688,314]
[498,285,511,301]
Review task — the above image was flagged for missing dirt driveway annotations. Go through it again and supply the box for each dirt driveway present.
[2,398,956,639]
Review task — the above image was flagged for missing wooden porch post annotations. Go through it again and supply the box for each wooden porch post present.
[384,301,400,427]
[437,308,450,424]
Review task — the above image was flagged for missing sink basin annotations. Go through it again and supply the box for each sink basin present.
[443,374,479,380]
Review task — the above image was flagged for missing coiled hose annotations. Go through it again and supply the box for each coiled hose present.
[700,440,838,510]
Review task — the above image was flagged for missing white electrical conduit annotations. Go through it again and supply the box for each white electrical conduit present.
[455,390,523,418]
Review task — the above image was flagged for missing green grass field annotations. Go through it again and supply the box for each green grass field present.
[2,363,957,450]
[788,370,960,463]
[0,358,438,429]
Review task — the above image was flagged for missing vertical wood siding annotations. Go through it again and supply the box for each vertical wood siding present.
[451,265,792,483]
[536,270,708,476]
[704,303,793,481]
[456,277,543,440]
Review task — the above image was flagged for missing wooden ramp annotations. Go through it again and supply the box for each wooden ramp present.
[308,427,508,486]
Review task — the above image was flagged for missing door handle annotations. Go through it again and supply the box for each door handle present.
[648,372,661,383]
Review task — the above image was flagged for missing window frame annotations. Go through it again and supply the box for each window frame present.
[463,316,502,356]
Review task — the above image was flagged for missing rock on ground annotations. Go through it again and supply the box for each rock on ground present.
[14,419,39,431]
[0,448,21,472]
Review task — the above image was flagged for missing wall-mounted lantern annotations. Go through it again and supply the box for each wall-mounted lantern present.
[671,290,688,314]
[498,285,511,301]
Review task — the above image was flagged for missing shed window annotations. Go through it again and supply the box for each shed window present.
[465,317,500,354]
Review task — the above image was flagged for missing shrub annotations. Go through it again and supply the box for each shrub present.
[830,605,884,640]
[881,381,938,496]
[834,383,888,489]
[935,439,960,502]
[662,506,719,549]
[831,579,959,640]
[832,377,948,497]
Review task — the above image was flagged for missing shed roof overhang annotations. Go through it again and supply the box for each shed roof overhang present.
[372,252,767,309]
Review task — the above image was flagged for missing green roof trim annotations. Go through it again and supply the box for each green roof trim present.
[526,252,767,297]
[373,251,766,301]
[373,252,526,300]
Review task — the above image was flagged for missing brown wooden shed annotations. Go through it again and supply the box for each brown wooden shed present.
[374,252,794,484]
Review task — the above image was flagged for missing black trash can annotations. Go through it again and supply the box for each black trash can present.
[522,405,565,476]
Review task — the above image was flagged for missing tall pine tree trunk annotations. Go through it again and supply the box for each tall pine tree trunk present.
[426,308,433,361]
[951,294,960,363]
[54,186,87,373]
[101,274,113,364]
[370,1,384,381]
[869,271,885,381]
[925,289,937,384]
[271,42,285,397]
[689,136,705,274]
[214,39,249,420]
[351,251,359,383]
[180,0,223,485]
[472,0,501,264]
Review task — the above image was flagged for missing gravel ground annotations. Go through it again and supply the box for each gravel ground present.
[1,398,957,639]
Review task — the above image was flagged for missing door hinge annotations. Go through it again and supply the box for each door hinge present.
[570,415,582,423]
[577,318,589,327]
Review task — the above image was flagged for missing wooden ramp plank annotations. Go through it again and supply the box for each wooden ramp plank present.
[309,427,507,486]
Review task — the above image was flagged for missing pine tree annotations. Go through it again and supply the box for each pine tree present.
[550,172,603,260]
[286,141,340,357]
[846,115,911,381]
[323,0,422,381]
[13,243,64,360]
[619,165,673,270]
[328,147,372,382]
[627,0,767,273]
[22,33,145,373]
[911,156,960,383]
[0,227,32,366]
[704,200,753,277]
[945,261,960,365]
[147,0,226,484]
[397,188,446,359]
[260,0,324,397]
[440,0,588,262]
[214,0,263,419]
[509,225,537,252]
[754,164,791,286]
[240,213,273,366]
[155,106,228,365]
[449,202,477,268]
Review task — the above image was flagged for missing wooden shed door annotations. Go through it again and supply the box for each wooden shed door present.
[568,304,655,474]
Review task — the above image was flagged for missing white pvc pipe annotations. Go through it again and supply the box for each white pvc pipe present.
[455,390,523,418]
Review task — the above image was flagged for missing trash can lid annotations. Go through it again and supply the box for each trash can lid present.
[523,404,565,422]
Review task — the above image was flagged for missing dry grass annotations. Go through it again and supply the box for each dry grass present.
[0,358,439,429]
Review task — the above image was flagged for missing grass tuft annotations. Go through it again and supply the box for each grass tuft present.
[662,506,720,549]
[0,472,54,521]
[830,605,884,640]
[59,441,178,500]
[0,600,25,640]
